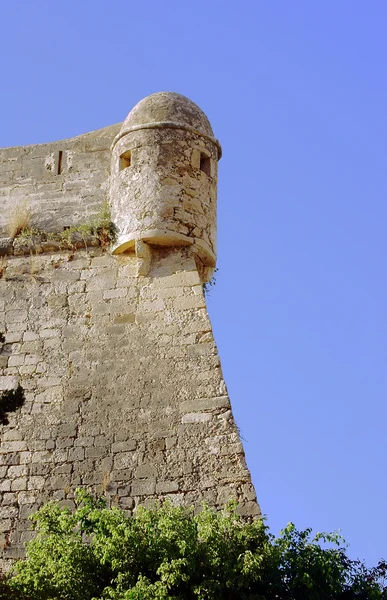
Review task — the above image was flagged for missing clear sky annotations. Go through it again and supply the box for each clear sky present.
[1,0,386,566]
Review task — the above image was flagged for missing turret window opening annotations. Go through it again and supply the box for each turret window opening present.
[200,152,211,177]
[119,150,132,171]
[57,150,63,175]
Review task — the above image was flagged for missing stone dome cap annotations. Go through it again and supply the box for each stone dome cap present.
[112,92,221,158]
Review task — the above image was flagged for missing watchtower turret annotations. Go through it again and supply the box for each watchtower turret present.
[109,92,221,280]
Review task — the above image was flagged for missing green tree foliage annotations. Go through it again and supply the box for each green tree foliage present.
[1,489,386,599]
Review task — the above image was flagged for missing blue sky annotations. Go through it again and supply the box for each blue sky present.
[1,0,386,565]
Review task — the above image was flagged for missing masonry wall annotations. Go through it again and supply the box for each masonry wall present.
[0,246,259,567]
[0,124,120,237]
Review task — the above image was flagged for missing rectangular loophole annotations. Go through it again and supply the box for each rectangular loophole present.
[57,150,63,175]
[200,153,211,177]
[119,150,132,171]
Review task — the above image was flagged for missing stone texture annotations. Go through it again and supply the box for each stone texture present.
[0,93,260,570]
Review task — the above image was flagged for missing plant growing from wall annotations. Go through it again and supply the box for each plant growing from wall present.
[7,201,32,238]
[203,268,218,298]
[93,200,117,247]
[3,489,387,599]
[0,385,25,426]
[0,258,7,279]
[10,201,117,250]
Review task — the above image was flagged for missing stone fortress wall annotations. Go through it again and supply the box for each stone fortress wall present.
[0,93,260,568]
[0,123,120,237]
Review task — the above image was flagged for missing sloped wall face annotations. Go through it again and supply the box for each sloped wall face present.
[0,247,259,567]
[0,124,120,236]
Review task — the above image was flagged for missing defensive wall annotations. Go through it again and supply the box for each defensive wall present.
[0,93,260,567]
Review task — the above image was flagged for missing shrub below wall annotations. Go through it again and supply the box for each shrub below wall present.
[1,490,386,599]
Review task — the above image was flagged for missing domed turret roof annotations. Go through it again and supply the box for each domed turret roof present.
[120,92,214,137]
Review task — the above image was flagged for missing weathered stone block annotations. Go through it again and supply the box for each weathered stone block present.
[39,328,60,339]
[111,469,133,482]
[4,332,23,343]
[28,476,45,491]
[11,478,27,491]
[103,288,127,300]
[0,441,28,453]
[7,465,27,478]
[135,464,157,479]
[68,448,85,461]
[18,492,38,505]
[113,314,135,324]
[8,355,25,367]
[85,447,107,459]
[114,452,135,470]
[111,440,136,452]
[0,506,18,519]
[131,479,156,496]
[0,376,18,391]
[0,481,11,492]
[156,480,179,493]
[181,413,212,424]
[6,310,28,323]
[179,396,229,413]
